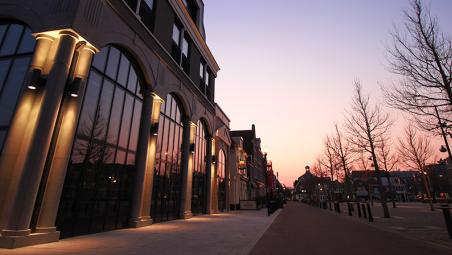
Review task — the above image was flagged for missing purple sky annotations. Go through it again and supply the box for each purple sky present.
[203,0,452,186]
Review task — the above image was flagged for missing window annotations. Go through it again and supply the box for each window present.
[192,120,208,215]
[152,94,184,222]
[56,45,143,238]
[0,22,35,154]
[171,22,190,75]
[182,0,198,25]
[124,0,156,32]
[172,24,181,45]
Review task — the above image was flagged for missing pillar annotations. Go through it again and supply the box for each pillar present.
[205,137,213,214]
[180,121,196,219]
[0,31,78,248]
[129,93,163,228]
[0,34,54,231]
[33,44,97,234]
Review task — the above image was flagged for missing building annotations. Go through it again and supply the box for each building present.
[230,125,267,208]
[229,136,249,210]
[0,0,231,248]
[293,169,330,202]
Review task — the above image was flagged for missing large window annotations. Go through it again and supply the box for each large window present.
[56,45,143,238]
[191,120,207,215]
[217,150,226,211]
[0,22,35,154]
[171,21,190,75]
[151,94,184,222]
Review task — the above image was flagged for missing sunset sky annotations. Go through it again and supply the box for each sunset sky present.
[203,0,452,187]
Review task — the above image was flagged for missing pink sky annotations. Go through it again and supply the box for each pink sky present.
[204,0,452,187]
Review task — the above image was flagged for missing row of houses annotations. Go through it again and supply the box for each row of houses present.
[0,0,277,249]
[294,161,451,202]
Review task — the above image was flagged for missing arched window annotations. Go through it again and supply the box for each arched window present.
[192,120,207,215]
[151,94,184,222]
[57,45,143,238]
[0,22,35,153]
[217,149,226,211]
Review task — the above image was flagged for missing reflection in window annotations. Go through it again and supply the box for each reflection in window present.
[0,22,35,154]
[192,120,207,215]
[152,94,184,223]
[217,150,226,211]
[56,45,143,238]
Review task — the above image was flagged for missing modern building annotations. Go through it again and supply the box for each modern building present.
[230,125,267,208]
[0,0,229,248]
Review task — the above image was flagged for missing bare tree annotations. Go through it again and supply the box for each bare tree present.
[397,125,435,211]
[311,156,328,178]
[377,136,399,208]
[322,135,338,201]
[331,123,355,200]
[345,81,392,218]
[383,0,452,132]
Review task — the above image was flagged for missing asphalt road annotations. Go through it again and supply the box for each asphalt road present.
[249,202,452,255]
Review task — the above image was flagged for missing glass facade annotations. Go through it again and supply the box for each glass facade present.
[56,45,143,238]
[0,22,35,154]
[151,94,184,222]
[217,150,226,211]
[191,120,207,215]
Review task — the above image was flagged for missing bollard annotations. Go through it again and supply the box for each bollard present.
[357,202,362,218]
[329,201,332,211]
[351,203,354,212]
[366,203,374,222]
[440,205,452,239]
[337,202,341,214]
[347,202,352,216]
[362,204,367,218]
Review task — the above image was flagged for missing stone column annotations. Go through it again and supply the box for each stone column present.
[129,93,163,228]
[205,137,213,214]
[34,45,96,234]
[0,31,78,248]
[180,121,196,219]
[0,34,54,231]
[225,150,230,212]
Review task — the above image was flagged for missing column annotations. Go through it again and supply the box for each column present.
[180,121,196,219]
[0,34,54,231]
[205,137,213,214]
[225,150,230,212]
[129,93,163,228]
[0,31,78,248]
[34,45,97,234]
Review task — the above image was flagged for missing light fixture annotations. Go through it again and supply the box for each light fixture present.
[211,155,216,164]
[150,122,159,136]
[67,77,82,98]
[28,68,44,90]
[190,143,195,154]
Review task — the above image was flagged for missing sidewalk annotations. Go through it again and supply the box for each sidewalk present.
[0,209,279,255]
[249,202,451,255]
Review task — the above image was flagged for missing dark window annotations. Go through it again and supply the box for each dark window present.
[182,0,198,25]
[0,22,35,154]
[152,94,184,223]
[56,45,144,238]
[171,23,182,63]
[138,0,155,31]
[191,120,207,215]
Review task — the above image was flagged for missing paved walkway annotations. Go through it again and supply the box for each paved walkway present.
[249,202,451,255]
[0,210,279,255]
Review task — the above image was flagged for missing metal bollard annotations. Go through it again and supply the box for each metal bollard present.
[362,204,367,218]
[366,203,374,222]
[329,201,332,211]
[440,205,452,239]
[357,202,362,218]
[350,203,354,212]
[337,202,341,214]
[347,202,352,216]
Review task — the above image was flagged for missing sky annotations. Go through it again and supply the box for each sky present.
[203,0,452,187]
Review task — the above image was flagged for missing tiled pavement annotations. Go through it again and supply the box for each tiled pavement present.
[0,209,279,255]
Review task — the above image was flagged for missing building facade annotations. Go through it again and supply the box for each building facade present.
[0,0,228,248]
[229,136,249,210]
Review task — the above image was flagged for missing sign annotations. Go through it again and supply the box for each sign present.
[240,200,257,210]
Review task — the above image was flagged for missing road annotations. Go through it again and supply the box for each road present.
[249,202,451,255]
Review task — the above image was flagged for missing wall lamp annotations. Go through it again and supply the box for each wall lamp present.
[190,143,195,154]
[66,77,82,98]
[150,122,159,136]
[28,68,45,90]
[211,155,216,164]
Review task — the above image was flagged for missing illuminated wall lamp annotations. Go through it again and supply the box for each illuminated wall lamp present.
[28,68,45,90]
[67,77,82,98]
[211,155,216,164]
[150,122,159,136]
